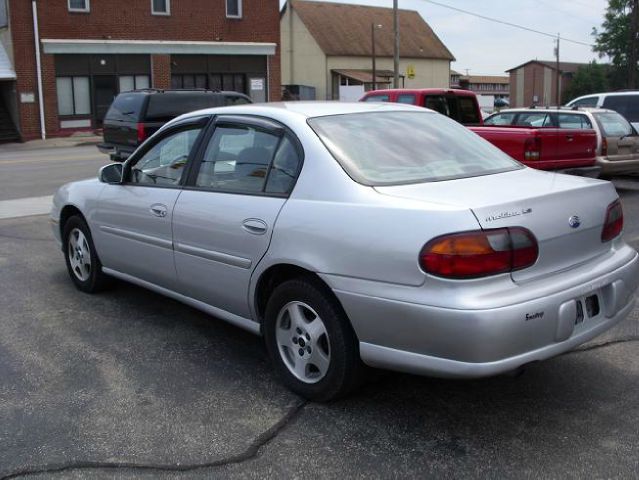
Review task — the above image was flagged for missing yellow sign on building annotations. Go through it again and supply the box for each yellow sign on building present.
[406,64,416,79]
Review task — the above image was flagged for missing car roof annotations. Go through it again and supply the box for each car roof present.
[571,91,639,99]
[365,88,476,97]
[489,107,612,115]
[175,101,427,121]
[123,89,249,97]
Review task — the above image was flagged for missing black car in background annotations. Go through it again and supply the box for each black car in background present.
[98,89,252,161]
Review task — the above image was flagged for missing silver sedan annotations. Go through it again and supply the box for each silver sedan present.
[51,102,639,401]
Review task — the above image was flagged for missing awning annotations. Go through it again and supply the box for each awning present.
[0,42,16,80]
[332,69,395,84]
[41,39,277,56]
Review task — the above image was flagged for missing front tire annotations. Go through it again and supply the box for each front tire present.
[63,215,111,293]
[263,277,364,401]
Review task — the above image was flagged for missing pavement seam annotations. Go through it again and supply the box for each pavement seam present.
[0,400,308,479]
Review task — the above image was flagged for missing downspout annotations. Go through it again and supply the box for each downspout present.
[32,0,45,139]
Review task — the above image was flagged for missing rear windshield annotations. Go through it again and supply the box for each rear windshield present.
[594,112,634,137]
[308,111,521,186]
[423,95,481,125]
[106,93,146,121]
[145,92,218,120]
[602,95,639,123]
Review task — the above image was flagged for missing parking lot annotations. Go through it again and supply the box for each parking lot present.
[1,143,639,479]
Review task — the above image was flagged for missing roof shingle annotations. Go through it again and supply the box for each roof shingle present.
[289,0,454,60]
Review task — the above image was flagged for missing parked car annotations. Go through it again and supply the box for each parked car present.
[360,88,483,125]
[484,108,639,176]
[52,102,638,401]
[471,109,597,175]
[98,89,252,162]
[565,91,639,131]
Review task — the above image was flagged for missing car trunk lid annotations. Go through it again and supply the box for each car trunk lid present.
[375,168,619,283]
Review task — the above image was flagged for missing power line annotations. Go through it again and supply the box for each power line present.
[421,0,594,47]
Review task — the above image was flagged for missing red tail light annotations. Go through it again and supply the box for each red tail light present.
[601,137,608,156]
[419,227,538,279]
[136,123,146,143]
[601,199,623,242]
[523,137,541,161]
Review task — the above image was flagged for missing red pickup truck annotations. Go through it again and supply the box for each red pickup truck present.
[469,125,599,175]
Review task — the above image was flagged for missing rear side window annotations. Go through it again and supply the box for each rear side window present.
[106,93,146,122]
[145,93,217,121]
[456,97,481,124]
[424,95,480,125]
[602,95,639,123]
[484,113,516,125]
[594,112,634,137]
[424,96,449,115]
[363,95,389,102]
[396,94,416,104]
[224,95,251,106]
[557,114,592,129]
[570,96,598,108]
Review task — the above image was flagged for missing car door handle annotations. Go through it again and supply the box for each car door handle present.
[242,218,268,235]
[566,135,574,141]
[150,204,168,218]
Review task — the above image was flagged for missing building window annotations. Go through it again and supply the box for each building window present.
[152,0,170,15]
[226,0,242,18]
[119,75,151,92]
[210,73,245,93]
[68,0,90,12]
[56,77,91,116]
[171,74,208,89]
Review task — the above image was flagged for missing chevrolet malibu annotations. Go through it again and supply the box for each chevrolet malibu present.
[51,102,639,401]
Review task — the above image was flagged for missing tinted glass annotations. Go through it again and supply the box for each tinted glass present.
[145,93,217,120]
[106,93,145,122]
[227,0,240,16]
[397,94,416,104]
[603,95,639,122]
[594,112,634,137]
[196,126,280,193]
[309,111,521,186]
[456,97,481,124]
[130,127,202,186]
[363,95,389,102]
[424,96,449,115]
[153,0,168,12]
[571,96,598,108]
[265,137,301,194]
[515,112,552,127]
[224,95,251,106]
[484,113,516,125]
[557,113,592,129]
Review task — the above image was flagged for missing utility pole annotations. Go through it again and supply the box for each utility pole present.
[393,0,399,88]
[555,33,560,107]
[629,0,639,89]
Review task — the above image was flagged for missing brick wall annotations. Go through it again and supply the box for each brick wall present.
[10,0,281,139]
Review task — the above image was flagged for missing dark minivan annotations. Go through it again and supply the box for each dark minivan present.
[98,89,252,161]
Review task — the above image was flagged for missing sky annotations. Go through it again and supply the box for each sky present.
[282,0,611,76]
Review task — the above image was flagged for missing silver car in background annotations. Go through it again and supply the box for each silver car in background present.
[51,102,639,401]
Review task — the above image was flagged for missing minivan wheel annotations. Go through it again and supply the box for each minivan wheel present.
[264,278,364,401]
[63,215,111,293]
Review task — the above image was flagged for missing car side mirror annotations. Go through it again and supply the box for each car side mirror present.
[99,163,123,184]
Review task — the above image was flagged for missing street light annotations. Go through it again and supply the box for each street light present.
[371,23,382,90]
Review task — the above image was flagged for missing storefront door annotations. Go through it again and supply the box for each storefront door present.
[94,75,118,127]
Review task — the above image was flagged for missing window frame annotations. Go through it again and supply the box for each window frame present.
[122,115,212,190]
[226,0,242,19]
[184,114,304,198]
[68,0,90,13]
[151,0,171,16]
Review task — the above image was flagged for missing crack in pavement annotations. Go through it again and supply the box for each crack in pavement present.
[0,400,308,479]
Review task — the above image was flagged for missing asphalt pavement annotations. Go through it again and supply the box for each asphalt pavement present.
[0,142,638,479]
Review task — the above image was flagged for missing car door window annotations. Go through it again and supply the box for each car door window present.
[557,114,592,129]
[484,113,516,125]
[363,95,389,102]
[571,96,598,108]
[396,94,416,104]
[195,125,282,193]
[603,95,639,123]
[129,127,203,186]
[265,137,302,194]
[515,113,552,127]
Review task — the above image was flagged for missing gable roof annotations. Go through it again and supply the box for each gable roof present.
[506,60,588,73]
[288,0,454,60]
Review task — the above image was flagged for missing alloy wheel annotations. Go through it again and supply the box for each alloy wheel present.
[67,227,92,282]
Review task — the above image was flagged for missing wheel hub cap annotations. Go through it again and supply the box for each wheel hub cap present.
[67,228,92,282]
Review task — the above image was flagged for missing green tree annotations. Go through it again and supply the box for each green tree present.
[563,62,610,102]
[593,0,639,89]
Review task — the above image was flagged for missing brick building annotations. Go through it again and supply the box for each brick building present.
[0,0,280,141]
[507,60,585,108]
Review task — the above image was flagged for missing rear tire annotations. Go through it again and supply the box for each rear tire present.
[263,277,364,401]
[63,215,111,293]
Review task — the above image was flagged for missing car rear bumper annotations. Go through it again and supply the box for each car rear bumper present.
[596,155,639,174]
[325,246,639,378]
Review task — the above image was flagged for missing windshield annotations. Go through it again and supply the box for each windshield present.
[308,111,521,186]
[595,112,634,137]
